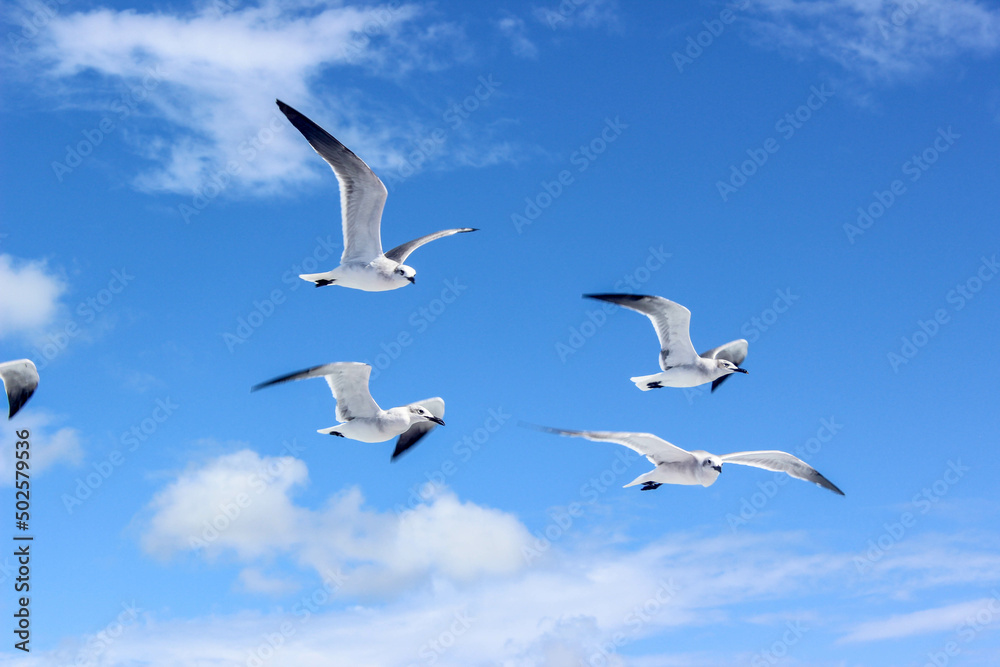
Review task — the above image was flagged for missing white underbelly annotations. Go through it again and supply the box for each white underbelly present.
[321,415,409,443]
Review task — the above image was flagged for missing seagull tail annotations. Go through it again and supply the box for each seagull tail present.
[630,373,662,391]
[624,470,657,488]
[299,272,335,287]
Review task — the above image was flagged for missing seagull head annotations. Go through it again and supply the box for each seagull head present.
[409,405,444,426]
[717,359,748,376]
[394,265,417,285]
[697,454,723,484]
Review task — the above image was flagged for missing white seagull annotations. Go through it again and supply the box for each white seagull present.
[252,362,445,460]
[1,359,38,419]
[533,425,844,494]
[585,293,748,392]
[277,100,477,291]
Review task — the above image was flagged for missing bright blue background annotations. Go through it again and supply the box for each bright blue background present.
[2,1,999,665]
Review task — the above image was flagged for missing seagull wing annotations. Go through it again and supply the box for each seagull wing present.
[700,339,748,392]
[0,359,39,419]
[252,362,381,421]
[529,424,695,467]
[277,100,387,264]
[384,228,478,265]
[719,450,845,495]
[584,294,699,369]
[391,397,445,461]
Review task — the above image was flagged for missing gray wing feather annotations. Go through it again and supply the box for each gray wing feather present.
[252,361,381,421]
[277,100,387,264]
[391,397,445,461]
[0,359,39,419]
[584,294,698,369]
[528,424,695,467]
[384,228,477,264]
[720,450,845,495]
[701,339,748,393]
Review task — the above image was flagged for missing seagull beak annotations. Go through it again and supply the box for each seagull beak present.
[734,367,748,374]
[429,416,445,426]
[407,276,416,284]
[712,465,722,473]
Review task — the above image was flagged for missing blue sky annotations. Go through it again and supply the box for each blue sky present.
[1,0,1000,664]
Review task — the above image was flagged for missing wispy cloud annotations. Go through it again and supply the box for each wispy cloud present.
[746,0,1000,80]
[497,15,538,58]
[533,0,622,33]
[16,0,514,197]
[841,595,1000,642]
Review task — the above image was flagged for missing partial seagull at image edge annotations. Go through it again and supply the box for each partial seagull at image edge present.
[0,359,39,419]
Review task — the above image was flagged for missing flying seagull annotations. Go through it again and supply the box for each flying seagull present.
[531,425,844,494]
[252,362,444,460]
[1,359,38,419]
[585,294,748,392]
[276,100,476,291]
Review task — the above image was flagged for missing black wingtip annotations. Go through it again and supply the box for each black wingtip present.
[583,293,647,303]
[7,392,32,419]
[816,474,845,496]
[251,364,328,394]
[518,420,549,433]
[519,421,577,438]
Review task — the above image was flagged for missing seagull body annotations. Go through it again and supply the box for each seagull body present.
[252,362,444,460]
[277,100,476,291]
[585,294,748,392]
[534,425,844,495]
[1,359,39,419]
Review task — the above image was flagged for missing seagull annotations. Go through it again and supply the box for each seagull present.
[276,100,477,291]
[252,362,445,460]
[531,425,844,494]
[585,294,748,392]
[0,359,38,419]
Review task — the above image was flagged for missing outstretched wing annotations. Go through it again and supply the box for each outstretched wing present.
[384,228,477,265]
[584,294,699,369]
[720,450,844,495]
[252,361,381,421]
[0,359,39,419]
[391,397,445,461]
[700,339,748,392]
[527,424,695,467]
[277,100,387,264]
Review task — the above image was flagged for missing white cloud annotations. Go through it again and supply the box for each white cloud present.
[0,411,83,483]
[747,0,1000,80]
[22,503,1000,666]
[140,449,533,594]
[0,253,66,339]
[141,449,307,560]
[20,529,852,666]
[19,0,511,198]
